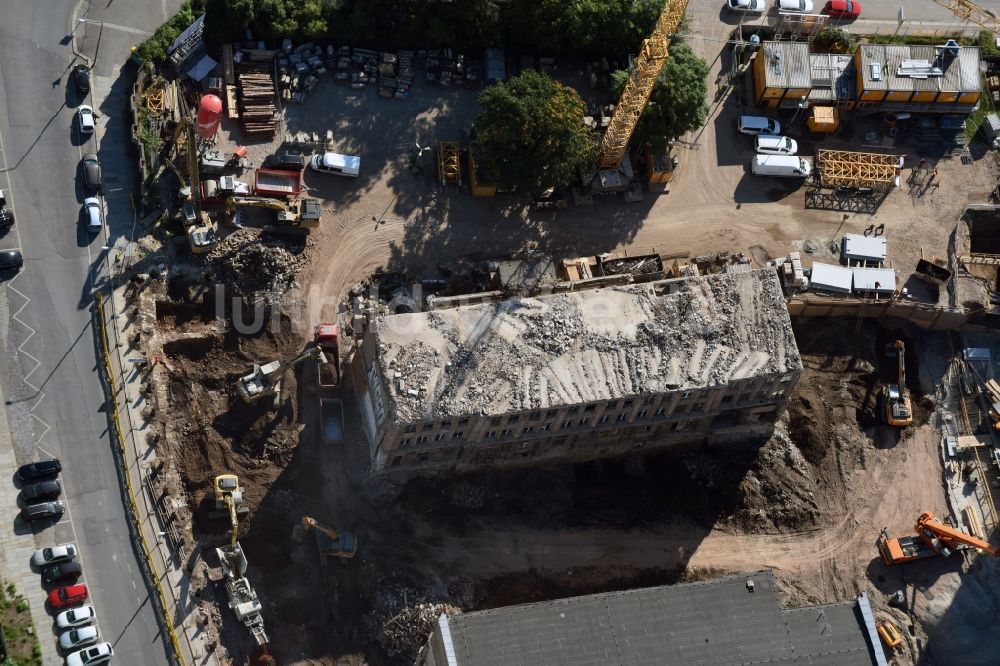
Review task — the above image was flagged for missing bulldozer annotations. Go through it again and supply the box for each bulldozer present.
[210,474,269,646]
[877,511,1000,565]
[237,344,327,405]
[298,516,357,565]
[883,340,913,427]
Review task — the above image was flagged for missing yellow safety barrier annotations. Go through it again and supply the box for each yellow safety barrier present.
[94,292,187,666]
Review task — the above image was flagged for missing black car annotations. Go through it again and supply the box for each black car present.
[20,500,65,522]
[82,154,102,192]
[0,208,13,229]
[20,480,61,502]
[41,561,82,584]
[0,249,22,271]
[16,458,61,482]
[263,148,306,172]
[73,64,90,94]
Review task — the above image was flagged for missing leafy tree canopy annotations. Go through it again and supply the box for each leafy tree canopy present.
[476,70,595,191]
[610,43,708,153]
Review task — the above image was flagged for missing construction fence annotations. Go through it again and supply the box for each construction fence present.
[94,292,187,666]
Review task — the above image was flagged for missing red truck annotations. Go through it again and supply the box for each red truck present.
[254,168,302,197]
[314,324,344,443]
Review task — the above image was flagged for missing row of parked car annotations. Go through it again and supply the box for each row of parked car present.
[726,0,861,19]
[738,115,812,178]
[17,458,113,665]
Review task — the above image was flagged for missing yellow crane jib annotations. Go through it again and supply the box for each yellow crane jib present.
[597,0,689,169]
[932,0,1000,35]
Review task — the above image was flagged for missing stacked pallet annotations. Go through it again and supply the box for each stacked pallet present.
[236,63,277,139]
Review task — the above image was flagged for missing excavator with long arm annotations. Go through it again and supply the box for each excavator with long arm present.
[238,344,327,405]
[300,516,357,565]
[883,340,913,427]
[878,511,1000,565]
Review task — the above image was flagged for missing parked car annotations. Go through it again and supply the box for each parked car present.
[81,154,101,192]
[755,135,799,156]
[56,605,96,630]
[73,64,91,94]
[822,0,860,18]
[48,584,88,609]
[77,105,95,135]
[65,642,113,666]
[727,0,765,13]
[0,208,13,229]
[738,115,781,135]
[309,152,361,177]
[59,625,100,651]
[21,500,65,522]
[0,249,22,271]
[42,561,82,584]
[83,197,102,233]
[20,479,61,502]
[263,148,306,171]
[32,543,76,568]
[16,458,61,482]
[775,0,814,12]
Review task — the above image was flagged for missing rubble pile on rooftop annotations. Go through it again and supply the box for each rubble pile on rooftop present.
[374,270,800,422]
[379,602,462,658]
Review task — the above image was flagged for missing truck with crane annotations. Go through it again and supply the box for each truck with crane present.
[877,511,1000,565]
[883,340,913,428]
[211,474,268,646]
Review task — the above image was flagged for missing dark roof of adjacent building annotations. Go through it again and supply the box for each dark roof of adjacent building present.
[438,571,880,666]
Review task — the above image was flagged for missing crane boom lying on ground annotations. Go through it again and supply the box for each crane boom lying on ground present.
[878,511,1000,565]
[597,0,689,169]
[932,0,1000,35]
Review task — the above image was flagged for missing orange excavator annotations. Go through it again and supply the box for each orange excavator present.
[878,511,1000,565]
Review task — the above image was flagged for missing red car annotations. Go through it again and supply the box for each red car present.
[49,584,88,609]
[823,0,861,18]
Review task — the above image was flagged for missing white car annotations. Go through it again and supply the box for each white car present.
[65,642,113,666]
[775,0,814,11]
[31,543,77,568]
[309,152,361,177]
[77,105,95,135]
[59,625,100,651]
[56,605,96,630]
[727,0,765,13]
[83,197,102,233]
[755,135,799,156]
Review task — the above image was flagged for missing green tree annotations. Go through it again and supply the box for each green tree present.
[476,70,594,191]
[610,43,708,152]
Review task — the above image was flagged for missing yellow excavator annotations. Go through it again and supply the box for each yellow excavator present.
[211,474,269,646]
[226,195,322,229]
[883,340,913,427]
[299,516,357,565]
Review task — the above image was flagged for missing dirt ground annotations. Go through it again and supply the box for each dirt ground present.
[140,7,1000,666]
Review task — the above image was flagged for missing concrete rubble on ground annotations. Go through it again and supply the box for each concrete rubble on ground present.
[206,229,306,302]
[379,602,462,658]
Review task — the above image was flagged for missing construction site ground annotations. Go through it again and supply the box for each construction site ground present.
[148,10,1000,666]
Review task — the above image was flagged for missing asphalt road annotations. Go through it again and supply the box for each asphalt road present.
[0,0,175,664]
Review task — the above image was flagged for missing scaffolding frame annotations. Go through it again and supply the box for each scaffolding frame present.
[817,149,901,188]
[437,141,461,186]
[805,183,891,214]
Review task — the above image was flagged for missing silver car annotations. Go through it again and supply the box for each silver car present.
[59,625,100,651]
[83,197,102,233]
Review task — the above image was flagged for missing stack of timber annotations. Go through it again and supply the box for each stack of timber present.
[236,62,277,139]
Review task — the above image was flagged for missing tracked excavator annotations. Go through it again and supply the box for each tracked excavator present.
[883,340,913,427]
[211,474,269,646]
[298,516,357,565]
[238,344,327,405]
[878,511,1000,565]
[227,195,322,229]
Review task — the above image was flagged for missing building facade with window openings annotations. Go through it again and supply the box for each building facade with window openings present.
[355,269,802,475]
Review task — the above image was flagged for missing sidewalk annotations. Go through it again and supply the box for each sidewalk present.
[98,247,218,666]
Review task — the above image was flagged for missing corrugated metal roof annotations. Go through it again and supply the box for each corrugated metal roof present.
[441,571,877,666]
[853,267,896,293]
[843,234,887,263]
[763,41,812,90]
[811,262,853,294]
[859,44,980,94]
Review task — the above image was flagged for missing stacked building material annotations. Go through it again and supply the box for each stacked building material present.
[236,63,277,139]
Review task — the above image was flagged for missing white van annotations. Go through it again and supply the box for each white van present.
[755,135,798,155]
[310,152,361,177]
[738,115,781,135]
[752,155,811,178]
